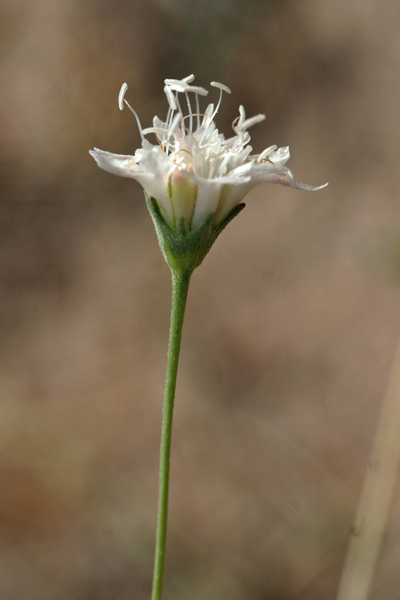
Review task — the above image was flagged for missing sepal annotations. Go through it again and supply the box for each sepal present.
[145,194,245,274]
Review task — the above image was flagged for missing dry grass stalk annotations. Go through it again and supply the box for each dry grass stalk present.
[336,340,400,600]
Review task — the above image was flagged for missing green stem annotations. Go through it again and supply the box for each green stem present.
[151,269,192,600]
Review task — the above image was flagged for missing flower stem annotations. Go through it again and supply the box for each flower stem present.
[151,269,192,600]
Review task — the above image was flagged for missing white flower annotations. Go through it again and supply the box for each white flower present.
[90,75,327,232]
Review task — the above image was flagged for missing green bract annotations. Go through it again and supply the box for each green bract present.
[145,194,245,274]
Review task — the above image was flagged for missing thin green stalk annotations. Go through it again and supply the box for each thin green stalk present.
[151,269,192,600]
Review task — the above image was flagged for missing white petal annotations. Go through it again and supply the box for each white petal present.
[214,181,253,224]
[89,148,142,179]
[186,170,251,187]
[135,148,175,224]
[249,162,328,191]
[168,168,197,230]
[269,146,290,164]
[257,145,277,162]
[214,174,252,185]
[92,76,328,234]
[294,181,329,191]
[191,180,223,229]
[248,163,295,186]
[228,161,254,177]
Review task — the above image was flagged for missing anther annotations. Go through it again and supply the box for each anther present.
[210,81,231,95]
[118,82,128,111]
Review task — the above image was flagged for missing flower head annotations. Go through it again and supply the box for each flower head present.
[89,75,327,235]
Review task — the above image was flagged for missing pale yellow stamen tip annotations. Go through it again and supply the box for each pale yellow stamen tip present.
[118,82,128,111]
[210,81,232,94]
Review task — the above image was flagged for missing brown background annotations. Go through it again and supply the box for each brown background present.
[1,1,400,599]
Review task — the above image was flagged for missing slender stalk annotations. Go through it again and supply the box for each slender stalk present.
[151,269,192,600]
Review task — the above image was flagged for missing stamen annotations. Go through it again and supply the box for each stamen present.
[166,107,174,130]
[123,99,145,142]
[164,74,195,86]
[232,115,240,135]
[241,114,266,130]
[197,104,214,145]
[167,112,182,139]
[167,82,187,93]
[167,82,208,96]
[185,85,208,96]
[257,145,277,163]
[210,81,231,95]
[165,86,177,110]
[182,74,195,84]
[209,81,231,123]
[174,94,185,136]
[203,103,214,124]
[142,126,168,136]
[218,154,231,175]
[237,105,246,130]
[185,91,193,133]
[195,93,200,131]
[118,82,128,111]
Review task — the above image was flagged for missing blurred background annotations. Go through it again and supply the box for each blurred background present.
[1,1,400,598]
